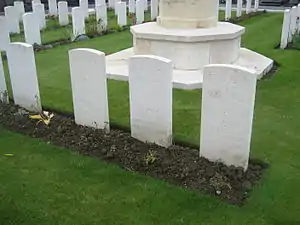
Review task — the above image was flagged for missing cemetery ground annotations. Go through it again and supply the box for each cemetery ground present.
[0,11,299,225]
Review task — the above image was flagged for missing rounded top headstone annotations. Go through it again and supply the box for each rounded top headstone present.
[157,0,219,29]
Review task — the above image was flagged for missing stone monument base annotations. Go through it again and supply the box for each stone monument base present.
[105,22,273,90]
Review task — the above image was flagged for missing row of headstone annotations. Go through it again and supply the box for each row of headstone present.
[0,41,258,170]
[280,5,300,49]
[225,0,259,21]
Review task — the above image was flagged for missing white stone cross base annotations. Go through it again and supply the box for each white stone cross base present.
[200,64,257,170]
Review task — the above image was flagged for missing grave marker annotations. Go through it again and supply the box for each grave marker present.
[129,55,173,147]
[136,0,144,24]
[58,1,69,26]
[225,0,232,21]
[0,17,10,52]
[151,0,158,20]
[96,4,108,30]
[7,43,41,112]
[14,1,25,22]
[80,0,89,18]
[281,9,291,49]
[200,64,257,170]
[48,0,58,16]
[69,48,110,131]
[72,7,85,37]
[0,54,8,103]
[236,0,243,17]
[23,13,42,45]
[33,3,46,30]
[4,6,20,34]
[129,0,135,13]
[246,0,252,14]
[117,2,127,26]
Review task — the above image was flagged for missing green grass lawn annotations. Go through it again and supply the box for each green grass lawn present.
[1,12,300,224]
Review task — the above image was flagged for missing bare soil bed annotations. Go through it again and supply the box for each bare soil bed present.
[0,103,268,205]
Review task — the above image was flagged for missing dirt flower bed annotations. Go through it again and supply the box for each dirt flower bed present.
[0,103,268,205]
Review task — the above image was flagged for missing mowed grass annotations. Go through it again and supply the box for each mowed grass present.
[1,12,300,224]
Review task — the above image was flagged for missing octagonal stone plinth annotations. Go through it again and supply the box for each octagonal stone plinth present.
[131,22,245,70]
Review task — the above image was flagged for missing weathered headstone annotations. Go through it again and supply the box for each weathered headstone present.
[14,1,25,22]
[246,0,252,14]
[4,6,20,34]
[80,0,89,18]
[117,2,127,26]
[96,4,108,30]
[150,0,158,20]
[0,17,10,52]
[23,13,41,45]
[58,1,69,26]
[200,64,257,170]
[72,7,85,37]
[69,48,110,131]
[33,3,46,30]
[236,0,243,17]
[48,0,58,16]
[281,9,291,49]
[7,43,42,112]
[136,0,144,24]
[225,0,232,21]
[129,55,173,148]
[129,0,135,13]
[0,54,8,103]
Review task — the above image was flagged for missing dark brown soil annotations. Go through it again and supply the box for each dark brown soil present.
[0,103,268,205]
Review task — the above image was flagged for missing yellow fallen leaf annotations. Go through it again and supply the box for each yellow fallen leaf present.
[4,154,14,157]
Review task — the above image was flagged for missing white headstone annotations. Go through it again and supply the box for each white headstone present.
[114,0,120,15]
[95,0,105,6]
[33,3,46,30]
[246,0,251,14]
[129,55,173,148]
[23,13,42,45]
[225,0,232,21]
[129,0,135,13]
[143,0,148,11]
[69,48,110,131]
[254,0,259,12]
[58,1,69,26]
[150,0,158,20]
[48,0,58,16]
[0,17,10,52]
[200,64,257,170]
[14,1,25,22]
[80,0,89,18]
[236,0,243,17]
[0,54,8,103]
[290,6,297,38]
[72,7,85,37]
[136,0,144,24]
[4,6,20,34]
[281,9,291,49]
[96,4,108,30]
[117,2,127,26]
[32,0,41,4]
[297,4,300,32]
[7,43,41,112]
[108,0,115,9]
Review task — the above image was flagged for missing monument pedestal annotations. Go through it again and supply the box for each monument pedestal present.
[106,22,273,90]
